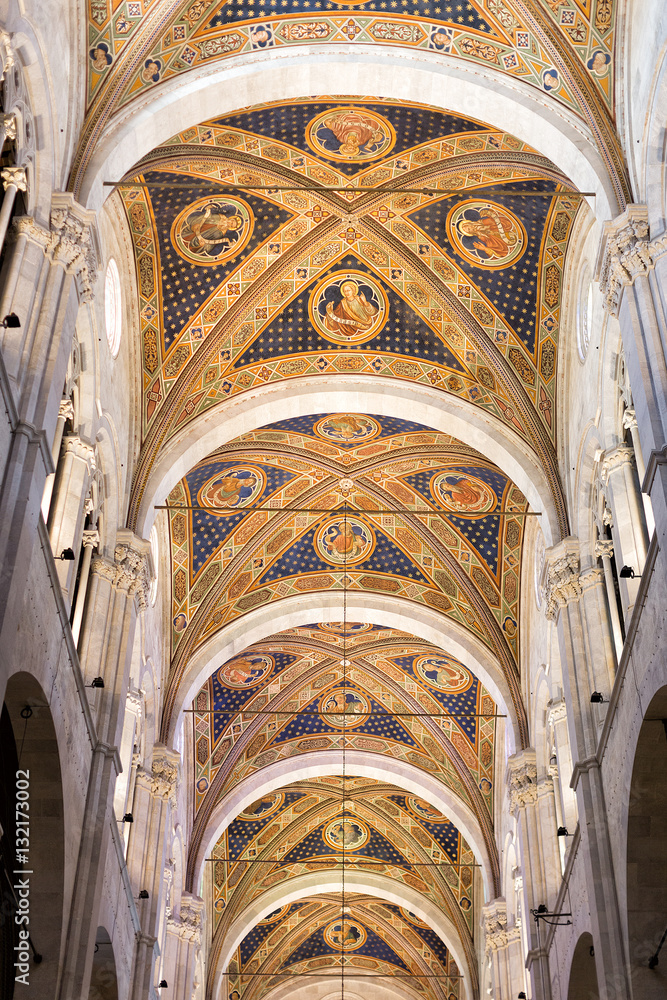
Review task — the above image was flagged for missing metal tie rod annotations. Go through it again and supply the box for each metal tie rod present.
[221,971,464,978]
[105,179,594,197]
[183,709,505,718]
[156,504,540,516]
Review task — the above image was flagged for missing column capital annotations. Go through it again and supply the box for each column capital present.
[547,698,567,726]
[594,538,614,559]
[168,893,205,943]
[58,397,75,422]
[49,193,99,301]
[599,443,635,485]
[114,529,152,609]
[596,205,651,315]
[483,897,521,954]
[137,744,180,804]
[507,748,538,815]
[82,528,100,550]
[62,434,97,471]
[1,165,27,192]
[1,114,17,140]
[622,407,638,432]
[544,537,581,620]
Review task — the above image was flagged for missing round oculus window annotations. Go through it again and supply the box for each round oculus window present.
[104,258,122,358]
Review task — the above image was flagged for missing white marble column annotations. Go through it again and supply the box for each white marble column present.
[593,538,624,659]
[56,531,151,1000]
[41,396,74,518]
[484,897,525,1000]
[600,444,649,616]
[48,434,96,599]
[71,527,100,645]
[0,165,27,249]
[162,894,206,1000]
[544,538,631,1000]
[127,745,181,999]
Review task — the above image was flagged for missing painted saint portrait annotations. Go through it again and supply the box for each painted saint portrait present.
[173,612,188,632]
[89,42,112,72]
[325,818,368,851]
[408,796,447,822]
[320,688,369,728]
[250,25,273,48]
[307,108,395,161]
[542,67,560,92]
[430,27,452,51]
[315,413,380,444]
[311,272,387,344]
[316,517,373,565]
[217,653,273,689]
[415,654,472,694]
[432,471,497,514]
[172,196,253,265]
[324,919,367,950]
[142,58,162,84]
[447,201,525,268]
[199,466,263,508]
[587,50,611,76]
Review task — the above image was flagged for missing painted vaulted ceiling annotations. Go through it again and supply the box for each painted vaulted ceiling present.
[76,0,627,203]
[112,90,598,999]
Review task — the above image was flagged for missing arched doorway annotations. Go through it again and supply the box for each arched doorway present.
[627,686,667,998]
[88,928,119,1000]
[1,672,65,1000]
[567,933,599,999]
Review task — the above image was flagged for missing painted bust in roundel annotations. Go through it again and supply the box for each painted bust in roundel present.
[449,202,524,267]
[325,280,378,339]
[201,468,260,508]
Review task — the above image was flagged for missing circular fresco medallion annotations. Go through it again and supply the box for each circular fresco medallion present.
[315,516,374,565]
[431,471,497,515]
[407,796,448,822]
[239,791,284,820]
[310,271,388,344]
[306,108,395,162]
[318,622,374,634]
[415,654,472,694]
[324,817,370,851]
[399,907,429,928]
[260,904,291,924]
[217,653,274,689]
[323,918,367,951]
[171,196,254,265]
[315,414,381,444]
[320,688,370,728]
[446,200,526,269]
[199,466,265,509]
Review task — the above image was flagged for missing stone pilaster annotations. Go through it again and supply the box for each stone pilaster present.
[483,897,525,1000]
[543,538,632,1000]
[0,196,98,687]
[128,746,181,1000]
[597,205,667,542]
[162,895,206,1000]
[507,749,554,1000]
[56,532,151,1000]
